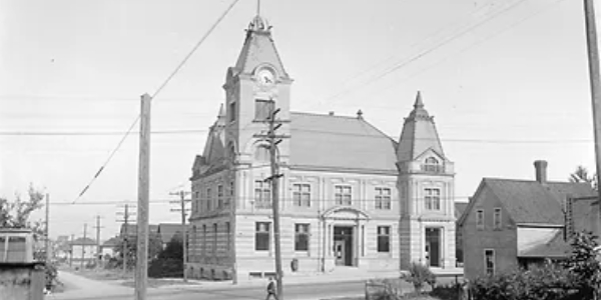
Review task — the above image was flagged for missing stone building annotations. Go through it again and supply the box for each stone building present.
[187,13,458,281]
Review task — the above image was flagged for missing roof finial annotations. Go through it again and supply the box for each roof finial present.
[257,0,261,17]
[414,91,424,109]
[357,109,363,119]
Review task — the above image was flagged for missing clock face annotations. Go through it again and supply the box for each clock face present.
[257,69,275,87]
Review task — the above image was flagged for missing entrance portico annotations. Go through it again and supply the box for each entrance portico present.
[321,206,370,270]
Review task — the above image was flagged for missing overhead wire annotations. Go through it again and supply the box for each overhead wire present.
[72,0,241,203]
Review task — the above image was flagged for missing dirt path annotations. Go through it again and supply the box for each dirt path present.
[48,271,133,300]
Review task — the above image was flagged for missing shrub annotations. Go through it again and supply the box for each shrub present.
[404,263,436,294]
[148,258,183,278]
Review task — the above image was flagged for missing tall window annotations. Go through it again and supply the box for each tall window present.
[202,225,207,256]
[377,226,391,253]
[294,224,310,251]
[228,180,235,207]
[422,157,442,173]
[206,188,212,212]
[213,223,218,256]
[217,185,224,209]
[255,99,274,120]
[229,102,236,122]
[254,145,270,162]
[194,191,200,213]
[335,185,352,206]
[425,188,440,210]
[476,209,484,230]
[293,184,311,207]
[254,180,271,208]
[493,208,502,230]
[226,222,231,252]
[191,226,196,262]
[484,249,495,275]
[375,187,391,210]
[255,222,270,251]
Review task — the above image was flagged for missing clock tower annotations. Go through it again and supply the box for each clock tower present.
[223,14,293,170]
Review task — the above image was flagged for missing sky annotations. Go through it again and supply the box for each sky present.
[0,0,598,240]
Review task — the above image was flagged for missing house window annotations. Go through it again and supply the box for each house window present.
[295,224,310,251]
[335,185,352,206]
[229,102,236,122]
[217,185,224,209]
[254,180,271,208]
[255,99,274,120]
[206,188,212,212]
[484,249,495,275]
[422,157,442,173]
[493,208,502,230]
[255,222,270,251]
[213,223,218,256]
[476,209,484,230]
[375,187,391,210]
[293,184,311,207]
[226,222,231,252]
[377,226,391,253]
[425,188,440,210]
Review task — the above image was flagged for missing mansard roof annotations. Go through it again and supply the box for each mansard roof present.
[396,92,445,162]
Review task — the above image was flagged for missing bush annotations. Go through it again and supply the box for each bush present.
[148,258,183,278]
[404,263,436,294]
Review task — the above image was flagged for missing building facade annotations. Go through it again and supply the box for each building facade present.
[187,14,457,281]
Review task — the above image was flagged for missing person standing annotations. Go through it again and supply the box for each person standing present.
[266,277,278,300]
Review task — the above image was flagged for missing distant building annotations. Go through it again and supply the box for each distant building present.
[458,160,597,280]
[101,236,120,258]
[454,202,468,266]
[119,223,159,238]
[70,237,96,266]
[157,223,187,249]
[187,12,459,282]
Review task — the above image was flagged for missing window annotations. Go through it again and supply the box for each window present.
[254,145,270,162]
[254,180,271,209]
[194,191,200,213]
[217,185,224,209]
[255,222,270,251]
[295,224,310,251]
[206,188,212,211]
[377,226,391,253]
[0,236,27,262]
[229,102,236,122]
[293,184,311,207]
[335,186,352,206]
[476,209,484,230]
[191,226,196,262]
[202,225,207,256]
[375,187,392,210]
[422,157,442,173]
[255,99,274,120]
[484,249,495,275]
[493,208,502,230]
[213,223,218,256]
[226,222,231,252]
[425,188,440,210]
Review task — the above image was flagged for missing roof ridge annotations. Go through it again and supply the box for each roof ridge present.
[291,111,360,119]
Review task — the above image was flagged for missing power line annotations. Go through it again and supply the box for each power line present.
[72,0,240,203]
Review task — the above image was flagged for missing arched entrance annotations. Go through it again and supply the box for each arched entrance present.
[321,206,370,268]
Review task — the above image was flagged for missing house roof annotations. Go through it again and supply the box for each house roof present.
[455,202,468,220]
[157,223,187,244]
[71,237,96,246]
[289,112,398,173]
[120,224,159,236]
[518,231,571,258]
[396,92,445,162]
[102,236,121,247]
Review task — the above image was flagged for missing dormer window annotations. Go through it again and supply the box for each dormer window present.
[422,157,442,173]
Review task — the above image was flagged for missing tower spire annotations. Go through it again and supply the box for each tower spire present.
[257,0,261,16]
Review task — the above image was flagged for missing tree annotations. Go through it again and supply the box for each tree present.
[113,233,163,269]
[569,165,598,190]
[149,234,184,278]
[563,231,601,299]
[0,184,45,231]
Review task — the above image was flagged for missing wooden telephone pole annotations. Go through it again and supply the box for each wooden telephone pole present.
[135,93,152,300]
[583,0,601,216]
[254,100,289,299]
[81,223,87,270]
[94,215,104,268]
[116,203,134,274]
[169,190,191,282]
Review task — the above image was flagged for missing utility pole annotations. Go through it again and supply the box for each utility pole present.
[94,215,104,268]
[116,203,135,274]
[254,100,289,299]
[81,223,87,270]
[584,0,601,219]
[45,193,50,263]
[135,93,151,300]
[169,190,191,282]
[69,234,74,267]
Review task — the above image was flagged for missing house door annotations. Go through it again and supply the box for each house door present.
[426,228,441,267]
[334,240,345,266]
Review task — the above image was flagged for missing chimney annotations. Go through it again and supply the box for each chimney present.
[534,160,548,183]
[328,111,335,116]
